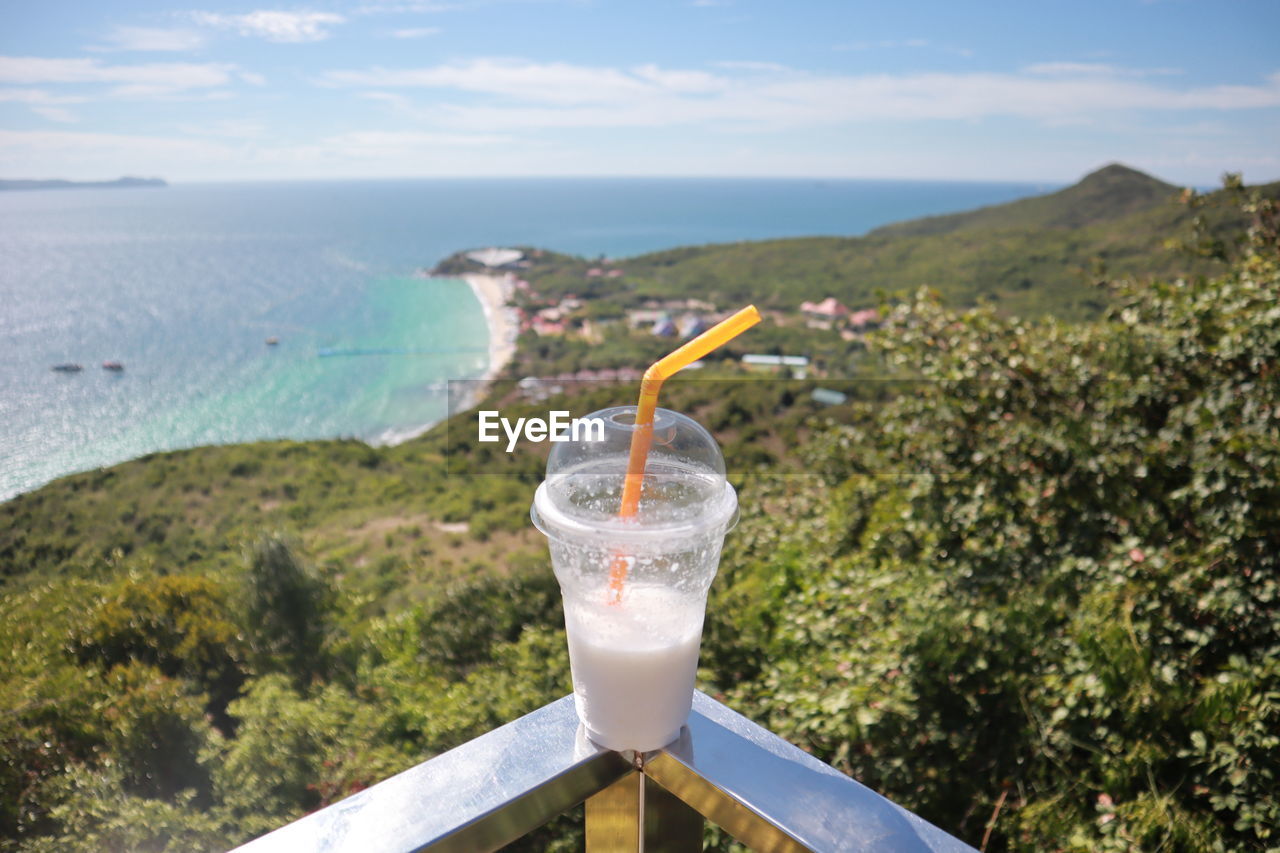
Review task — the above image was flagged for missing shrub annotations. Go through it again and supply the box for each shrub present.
[724,181,1280,849]
[242,534,332,684]
[69,573,246,724]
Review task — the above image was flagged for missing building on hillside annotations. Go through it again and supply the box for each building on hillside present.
[652,315,678,337]
[742,354,810,379]
[800,297,849,329]
[627,309,666,329]
[847,308,880,330]
[531,308,566,335]
[466,248,524,268]
[517,376,556,402]
[679,314,712,338]
[811,387,848,406]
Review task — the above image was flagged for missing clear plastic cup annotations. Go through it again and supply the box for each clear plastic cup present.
[531,405,738,752]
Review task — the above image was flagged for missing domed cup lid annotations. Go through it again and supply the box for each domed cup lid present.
[531,405,737,547]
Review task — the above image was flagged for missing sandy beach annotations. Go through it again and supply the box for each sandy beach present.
[461,272,518,381]
[371,271,517,447]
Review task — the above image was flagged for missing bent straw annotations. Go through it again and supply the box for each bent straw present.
[607,305,761,603]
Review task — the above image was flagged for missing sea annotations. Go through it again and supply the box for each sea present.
[0,177,1052,500]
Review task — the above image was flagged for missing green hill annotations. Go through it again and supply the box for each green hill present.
[475,164,1272,323]
[434,166,1275,380]
[868,163,1178,237]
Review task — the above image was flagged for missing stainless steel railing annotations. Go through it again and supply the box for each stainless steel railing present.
[232,690,976,852]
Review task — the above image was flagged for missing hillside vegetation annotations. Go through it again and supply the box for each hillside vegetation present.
[444,165,1275,323]
[868,163,1180,237]
[1,177,1277,852]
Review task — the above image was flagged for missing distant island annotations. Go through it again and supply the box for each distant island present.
[0,176,167,191]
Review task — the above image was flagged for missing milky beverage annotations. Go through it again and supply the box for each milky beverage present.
[564,584,704,751]
[532,405,738,752]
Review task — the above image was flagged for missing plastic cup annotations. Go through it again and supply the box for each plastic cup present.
[531,405,738,752]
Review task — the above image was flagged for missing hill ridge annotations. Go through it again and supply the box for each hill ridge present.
[867,162,1178,238]
[493,166,1271,324]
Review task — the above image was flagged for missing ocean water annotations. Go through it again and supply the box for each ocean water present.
[0,177,1051,500]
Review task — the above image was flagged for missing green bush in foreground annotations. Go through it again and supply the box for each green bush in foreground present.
[715,181,1278,850]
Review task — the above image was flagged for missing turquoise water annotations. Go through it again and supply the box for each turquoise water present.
[0,177,1051,500]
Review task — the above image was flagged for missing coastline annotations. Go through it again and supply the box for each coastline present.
[372,272,518,448]
[0,180,1062,499]
[460,272,519,381]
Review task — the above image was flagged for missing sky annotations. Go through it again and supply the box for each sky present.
[1,0,1278,184]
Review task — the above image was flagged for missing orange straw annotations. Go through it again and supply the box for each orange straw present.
[607,305,761,603]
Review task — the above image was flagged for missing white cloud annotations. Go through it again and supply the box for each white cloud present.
[631,64,726,94]
[191,10,345,43]
[31,106,78,123]
[319,129,510,154]
[0,88,86,104]
[1025,62,1181,77]
[239,71,268,85]
[356,90,440,121]
[108,85,235,100]
[747,70,1280,122]
[837,38,932,51]
[0,88,84,122]
[354,1,460,13]
[177,119,267,138]
[322,58,655,104]
[360,90,417,109]
[92,26,206,52]
[0,128,235,177]
[361,90,413,105]
[834,38,972,58]
[0,56,236,98]
[323,59,1280,130]
[390,27,441,38]
[713,60,791,73]
[1159,119,1232,136]
[0,125,527,180]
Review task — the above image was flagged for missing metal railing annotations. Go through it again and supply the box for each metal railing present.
[232,690,976,852]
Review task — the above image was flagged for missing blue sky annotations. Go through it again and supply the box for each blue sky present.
[1,0,1277,183]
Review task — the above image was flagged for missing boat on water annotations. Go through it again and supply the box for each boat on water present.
[266,337,279,346]
[102,361,124,371]
[52,363,83,372]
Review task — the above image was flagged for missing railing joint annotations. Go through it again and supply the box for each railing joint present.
[233,691,977,853]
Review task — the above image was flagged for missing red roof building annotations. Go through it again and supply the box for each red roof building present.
[848,308,880,329]
[800,297,850,318]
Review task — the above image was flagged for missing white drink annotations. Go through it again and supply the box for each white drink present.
[532,406,739,754]
[564,584,705,752]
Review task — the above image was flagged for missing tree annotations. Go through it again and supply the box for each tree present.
[69,573,246,727]
[242,534,331,684]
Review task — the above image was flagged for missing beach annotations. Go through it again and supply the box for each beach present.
[370,271,515,447]
[460,272,518,380]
